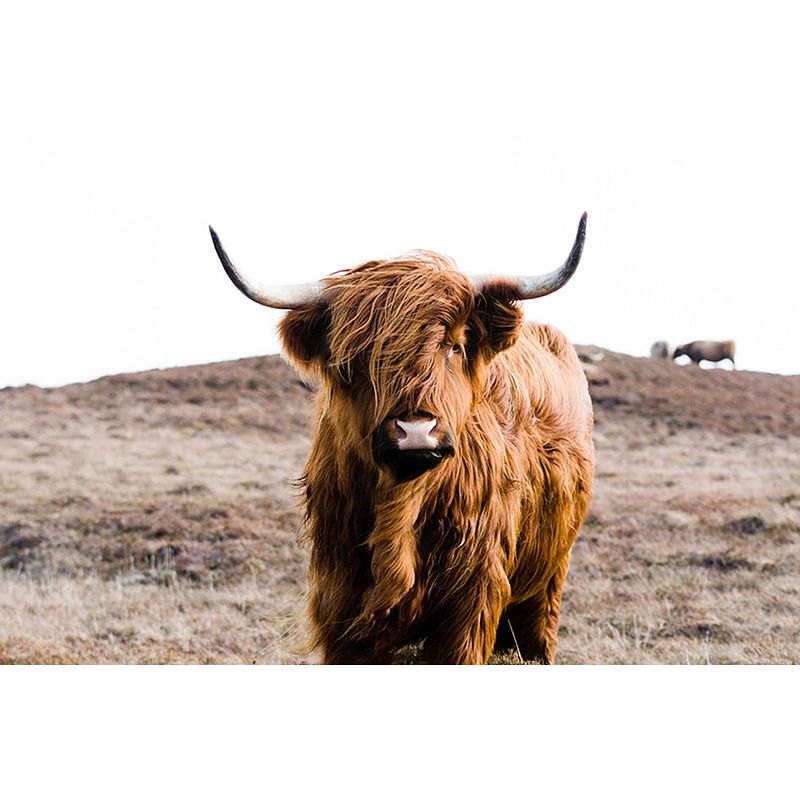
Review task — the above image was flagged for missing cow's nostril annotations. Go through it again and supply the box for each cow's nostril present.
[393,418,439,450]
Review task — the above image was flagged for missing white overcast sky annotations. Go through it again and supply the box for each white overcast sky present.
[2,1,798,387]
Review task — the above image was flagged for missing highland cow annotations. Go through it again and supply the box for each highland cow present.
[210,215,594,664]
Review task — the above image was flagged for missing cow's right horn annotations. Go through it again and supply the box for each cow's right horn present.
[209,227,327,309]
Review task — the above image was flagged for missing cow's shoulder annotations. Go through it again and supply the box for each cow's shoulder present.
[526,321,575,364]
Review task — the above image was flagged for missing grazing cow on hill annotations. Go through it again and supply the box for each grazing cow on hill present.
[650,341,671,359]
[210,215,594,664]
[673,340,736,369]
[577,350,607,385]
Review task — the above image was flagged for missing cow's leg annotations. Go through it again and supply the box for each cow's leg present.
[502,594,555,664]
[422,560,511,665]
[502,557,571,664]
[314,622,394,665]
[307,567,393,664]
[321,638,393,665]
[493,611,517,654]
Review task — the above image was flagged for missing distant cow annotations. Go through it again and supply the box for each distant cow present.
[578,350,604,364]
[210,215,594,664]
[581,362,609,386]
[650,341,671,359]
[673,340,736,369]
[577,350,607,384]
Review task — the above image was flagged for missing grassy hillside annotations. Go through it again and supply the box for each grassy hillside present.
[1,350,798,663]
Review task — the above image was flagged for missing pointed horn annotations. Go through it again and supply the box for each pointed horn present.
[469,212,587,299]
[209,227,327,309]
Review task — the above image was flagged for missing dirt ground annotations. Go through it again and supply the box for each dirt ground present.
[1,348,799,664]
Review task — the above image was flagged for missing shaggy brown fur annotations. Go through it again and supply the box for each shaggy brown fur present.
[278,251,595,664]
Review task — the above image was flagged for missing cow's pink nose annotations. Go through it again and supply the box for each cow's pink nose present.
[393,418,439,450]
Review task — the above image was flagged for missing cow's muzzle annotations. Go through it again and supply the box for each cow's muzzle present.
[372,415,455,482]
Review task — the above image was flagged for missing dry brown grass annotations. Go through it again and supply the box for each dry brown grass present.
[560,426,800,664]
[0,573,302,664]
[2,350,799,663]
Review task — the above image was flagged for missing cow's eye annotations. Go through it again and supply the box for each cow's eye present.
[450,343,465,358]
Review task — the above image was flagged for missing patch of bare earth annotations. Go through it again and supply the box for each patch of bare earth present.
[2,350,799,663]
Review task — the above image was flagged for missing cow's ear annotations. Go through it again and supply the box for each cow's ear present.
[472,284,523,358]
[278,304,331,376]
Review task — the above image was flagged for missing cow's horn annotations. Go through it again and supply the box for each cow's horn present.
[209,227,326,309]
[469,212,587,299]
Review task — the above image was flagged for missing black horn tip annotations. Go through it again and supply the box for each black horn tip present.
[209,226,229,266]
[572,212,588,254]
[208,226,241,289]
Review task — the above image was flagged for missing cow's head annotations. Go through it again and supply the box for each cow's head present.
[671,345,687,360]
[210,214,586,483]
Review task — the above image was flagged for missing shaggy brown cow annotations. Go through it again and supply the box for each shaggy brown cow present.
[209,216,594,664]
[673,340,736,369]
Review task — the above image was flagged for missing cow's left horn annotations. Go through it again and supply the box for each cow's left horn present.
[469,212,587,299]
[209,227,327,309]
